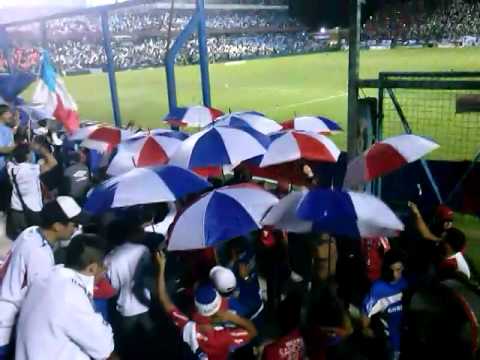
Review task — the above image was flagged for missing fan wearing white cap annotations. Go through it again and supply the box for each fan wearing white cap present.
[208,266,264,324]
[210,266,237,296]
[155,252,257,360]
[0,196,83,356]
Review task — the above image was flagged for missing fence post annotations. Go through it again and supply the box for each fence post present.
[196,0,211,107]
[165,13,200,112]
[40,21,48,52]
[0,27,12,73]
[100,11,122,128]
[386,87,443,204]
[347,0,361,160]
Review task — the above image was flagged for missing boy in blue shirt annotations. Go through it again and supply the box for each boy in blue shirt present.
[362,250,408,360]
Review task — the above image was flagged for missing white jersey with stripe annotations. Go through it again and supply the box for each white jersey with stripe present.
[0,226,55,346]
[15,266,114,360]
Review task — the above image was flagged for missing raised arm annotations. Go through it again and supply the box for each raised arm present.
[154,251,175,313]
[408,202,441,242]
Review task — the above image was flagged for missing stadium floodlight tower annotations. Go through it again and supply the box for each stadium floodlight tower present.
[165,0,211,112]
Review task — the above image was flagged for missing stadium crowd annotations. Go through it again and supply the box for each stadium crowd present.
[364,0,480,43]
[1,31,323,73]
[15,9,301,38]
[107,10,300,34]
[0,9,312,73]
[0,102,479,360]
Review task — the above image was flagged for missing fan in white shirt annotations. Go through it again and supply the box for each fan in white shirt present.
[7,142,58,212]
[0,196,82,355]
[5,142,58,240]
[103,213,159,359]
[105,241,152,317]
[15,234,114,360]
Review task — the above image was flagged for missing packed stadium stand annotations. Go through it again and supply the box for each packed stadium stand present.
[1,0,480,73]
[363,0,480,44]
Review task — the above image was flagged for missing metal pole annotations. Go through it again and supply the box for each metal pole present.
[373,74,385,197]
[196,0,212,107]
[347,0,361,159]
[165,12,200,111]
[0,27,13,73]
[446,149,480,204]
[40,21,48,51]
[387,88,443,203]
[100,11,122,127]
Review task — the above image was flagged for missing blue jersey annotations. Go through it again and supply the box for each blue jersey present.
[362,277,407,352]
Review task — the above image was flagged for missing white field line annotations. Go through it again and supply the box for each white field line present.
[266,92,348,111]
[224,61,247,66]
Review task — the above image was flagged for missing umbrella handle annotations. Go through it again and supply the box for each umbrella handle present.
[132,156,137,168]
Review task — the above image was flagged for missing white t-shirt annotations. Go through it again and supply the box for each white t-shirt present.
[0,226,55,345]
[448,252,471,279]
[7,162,43,212]
[15,266,114,360]
[105,243,151,317]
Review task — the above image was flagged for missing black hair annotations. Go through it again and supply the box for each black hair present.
[0,105,10,117]
[37,119,48,128]
[32,135,50,149]
[381,249,406,282]
[443,228,466,253]
[40,215,70,230]
[12,143,30,163]
[14,127,28,144]
[65,234,107,271]
[105,213,144,248]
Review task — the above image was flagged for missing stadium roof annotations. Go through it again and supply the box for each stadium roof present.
[1,0,287,27]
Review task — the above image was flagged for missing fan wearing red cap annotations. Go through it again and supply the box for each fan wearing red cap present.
[408,202,454,242]
[155,251,257,360]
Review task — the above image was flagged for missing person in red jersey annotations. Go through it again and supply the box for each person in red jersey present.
[155,251,257,360]
[262,294,305,360]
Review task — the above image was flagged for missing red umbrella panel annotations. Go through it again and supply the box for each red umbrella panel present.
[259,131,340,168]
[344,134,440,187]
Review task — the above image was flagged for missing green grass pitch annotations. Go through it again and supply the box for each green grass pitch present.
[26,47,480,153]
[25,46,480,265]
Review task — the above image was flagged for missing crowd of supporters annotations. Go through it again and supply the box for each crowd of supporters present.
[20,9,301,38]
[364,0,480,43]
[2,0,480,74]
[0,8,321,73]
[0,107,479,360]
[0,9,312,73]
[46,32,323,71]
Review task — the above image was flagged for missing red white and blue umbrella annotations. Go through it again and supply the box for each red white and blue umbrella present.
[259,130,340,168]
[292,188,404,238]
[106,129,189,176]
[168,184,278,251]
[344,134,440,187]
[83,165,210,214]
[282,116,343,134]
[169,126,269,170]
[164,105,224,128]
[262,191,312,233]
[80,126,134,152]
[69,123,100,141]
[212,111,282,135]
